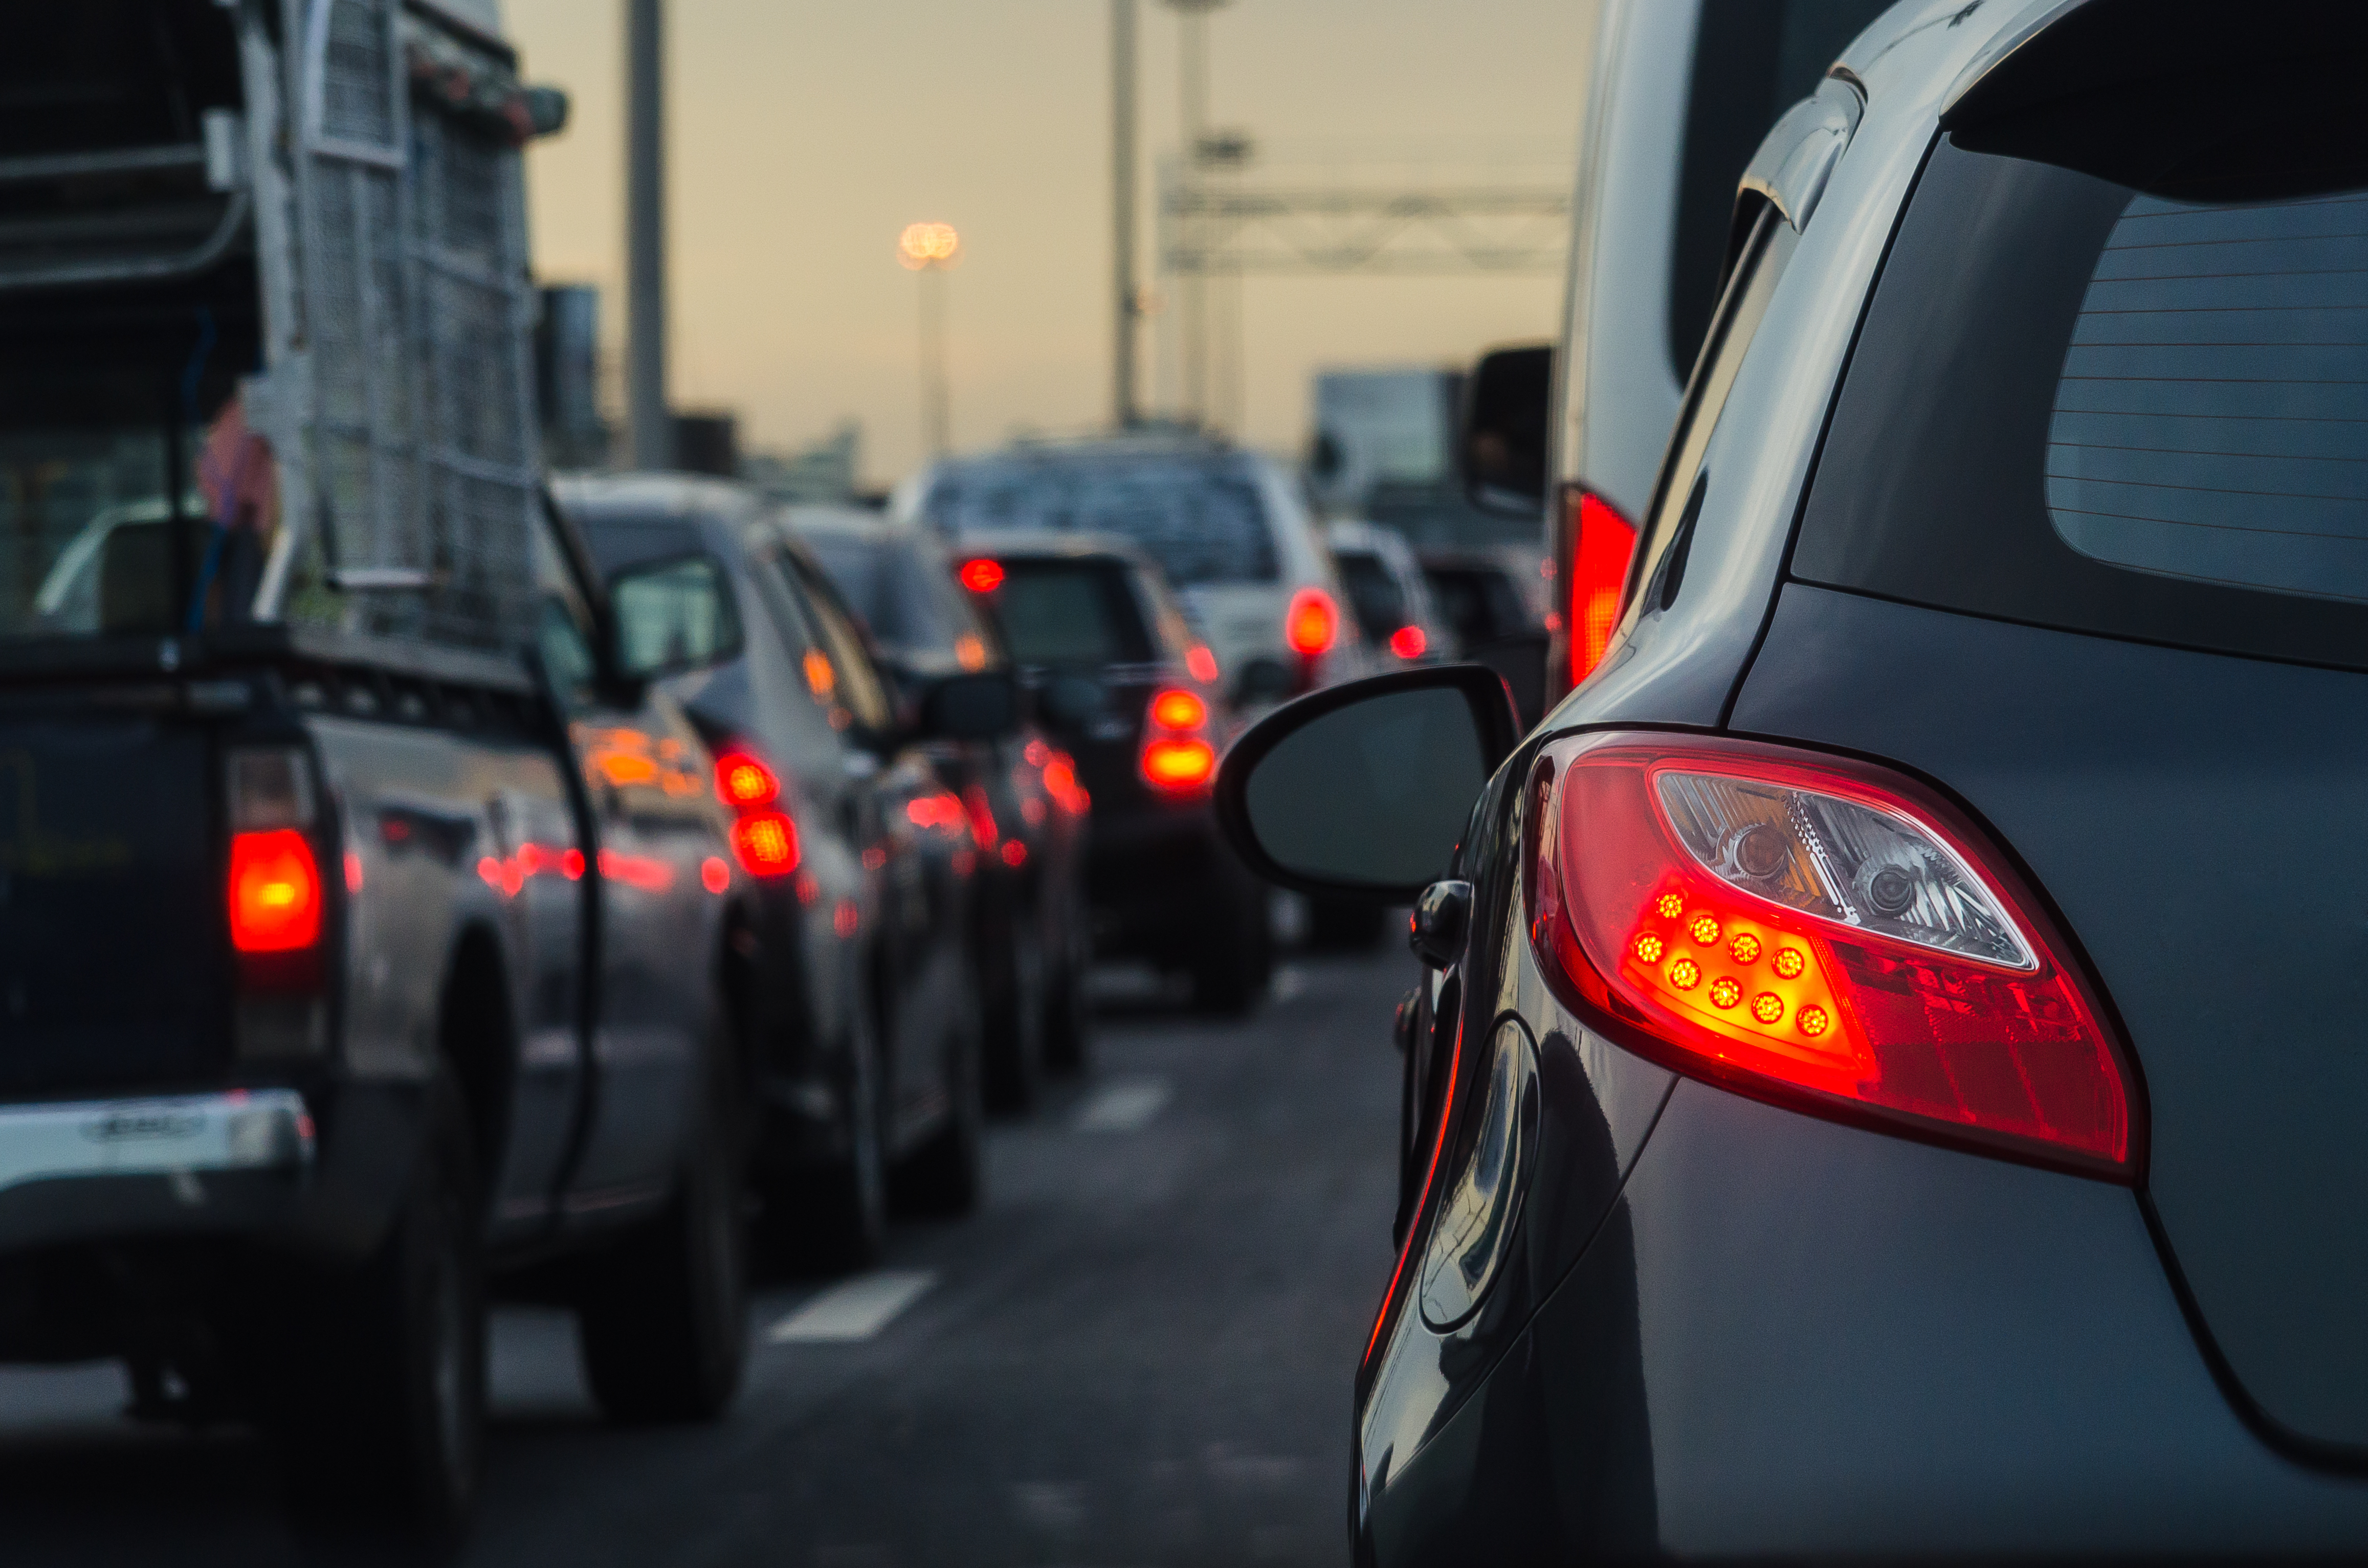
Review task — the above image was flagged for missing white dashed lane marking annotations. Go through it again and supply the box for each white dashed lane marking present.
[1073,1077,1171,1133]
[766,1270,937,1343]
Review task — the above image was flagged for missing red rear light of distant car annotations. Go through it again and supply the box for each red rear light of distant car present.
[1567,489,1637,687]
[714,750,780,809]
[1528,733,2137,1176]
[230,828,323,953]
[1285,588,1338,656]
[1388,625,1427,660]
[1141,738,1216,791]
[1185,644,1220,684]
[958,557,1004,593]
[1149,688,1207,731]
[731,811,801,877]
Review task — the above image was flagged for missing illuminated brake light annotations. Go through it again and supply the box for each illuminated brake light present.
[958,557,1004,593]
[230,829,322,953]
[1185,644,1220,684]
[714,750,780,809]
[1528,733,2136,1175]
[1568,489,1637,686]
[1388,625,1427,660]
[731,811,801,877]
[1285,588,1338,656]
[1149,688,1207,731]
[1141,737,1216,792]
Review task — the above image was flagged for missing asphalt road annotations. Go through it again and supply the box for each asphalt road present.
[0,945,1412,1567]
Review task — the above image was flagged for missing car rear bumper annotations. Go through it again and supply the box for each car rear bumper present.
[1359,1073,2368,1562]
[1083,797,1248,947]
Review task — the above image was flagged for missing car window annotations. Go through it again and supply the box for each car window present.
[804,529,963,659]
[1424,565,1530,646]
[611,555,740,672]
[1334,550,1407,642]
[530,519,600,709]
[1665,0,1896,373]
[778,554,895,732]
[1627,207,1797,617]
[1793,137,2368,673]
[923,453,1279,586]
[990,557,1157,668]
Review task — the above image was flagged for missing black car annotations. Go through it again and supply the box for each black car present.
[1417,547,1548,728]
[1223,2,2368,1561]
[559,475,1005,1269]
[791,507,1093,1101]
[957,532,1268,1015]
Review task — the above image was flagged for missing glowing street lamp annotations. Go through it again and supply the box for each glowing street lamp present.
[899,222,961,458]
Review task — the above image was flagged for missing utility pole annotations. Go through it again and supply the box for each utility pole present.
[1162,0,1228,431]
[625,0,670,470]
[1111,0,1140,431]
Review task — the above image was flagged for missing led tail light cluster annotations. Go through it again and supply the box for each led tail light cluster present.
[712,744,799,878]
[1529,734,2136,1175]
[1561,487,1637,690]
[1140,685,1215,794]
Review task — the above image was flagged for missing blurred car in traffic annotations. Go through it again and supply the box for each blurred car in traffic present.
[1228,1,2368,1560]
[1327,520,1449,665]
[559,474,1007,1271]
[899,433,1363,712]
[1416,547,1548,727]
[952,532,1271,1015]
[789,505,1093,1102]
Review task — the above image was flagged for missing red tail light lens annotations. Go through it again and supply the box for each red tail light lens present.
[731,810,801,877]
[1529,734,2135,1176]
[714,750,780,809]
[1185,643,1220,684]
[1285,588,1338,656]
[1387,624,1427,660]
[1148,688,1207,731]
[1567,489,1637,686]
[230,829,323,953]
[958,557,1004,593]
[1141,737,1216,792]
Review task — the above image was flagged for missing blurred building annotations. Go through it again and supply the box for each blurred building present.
[1307,367,1528,549]
[535,283,610,469]
[743,421,864,505]
[673,411,739,478]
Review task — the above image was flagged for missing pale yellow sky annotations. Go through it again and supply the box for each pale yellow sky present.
[505,1,1595,488]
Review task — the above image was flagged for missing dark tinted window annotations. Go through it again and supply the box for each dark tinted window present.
[1666,0,1895,374]
[924,453,1278,586]
[991,558,1155,668]
[805,530,959,654]
[1794,138,2368,671]
[1335,550,1406,641]
[1424,564,1532,646]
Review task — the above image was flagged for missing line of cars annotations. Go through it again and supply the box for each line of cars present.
[1219,0,2368,1560]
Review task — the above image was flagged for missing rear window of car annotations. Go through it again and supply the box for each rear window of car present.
[1424,563,1533,646]
[1792,136,2368,673]
[922,453,1279,587]
[1334,550,1406,642]
[1666,0,1896,374]
[804,530,957,653]
[989,557,1155,668]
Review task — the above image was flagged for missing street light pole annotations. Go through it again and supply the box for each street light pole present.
[1163,0,1228,431]
[625,0,670,470]
[899,223,962,460]
[1111,0,1140,432]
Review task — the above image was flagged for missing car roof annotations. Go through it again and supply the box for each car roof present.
[549,469,763,528]
[946,528,1159,572]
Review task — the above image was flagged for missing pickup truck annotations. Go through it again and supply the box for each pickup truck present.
[0,0,754,1546]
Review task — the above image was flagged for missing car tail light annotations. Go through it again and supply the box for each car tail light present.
[1388,625,1427,660]
[1285,588,1338,656]
[731,811,801,877]
[1149,688,1206,731]
[961,782,1000,850]
[714,750,780,809]
[1142,738,1216,791]
[1529,733,2137,1176]
[958,557,1004,593]
[1185,644,1220,684]
[1565,489,1637,687]
[230,828,323,953]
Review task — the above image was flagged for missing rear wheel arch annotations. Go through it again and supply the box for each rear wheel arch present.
[436,924,516,1197]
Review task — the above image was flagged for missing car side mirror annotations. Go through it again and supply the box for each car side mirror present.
[608,554,741,682]
[915,669,1020,743]
[1215,664,1521,902]
[1459,343,1554,517]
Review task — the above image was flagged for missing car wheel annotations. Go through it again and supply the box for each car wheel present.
[894,982,985,1217]
[760,1005,888,1274]
[982,915,1046,1115]
[1042,908,1093,1076]
[1189,879,1273,1018]
[262,1072,485,1553]
[577,1021,750,1424]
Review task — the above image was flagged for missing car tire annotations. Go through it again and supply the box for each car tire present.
[1042,908,1093,1076]
[982,914,1046,1115]
[759,1007,888,1274]
[1189,880,1273,1018]
[893,983,985,1217]
[263,1071,485,1553]
[577,1022,749,1425]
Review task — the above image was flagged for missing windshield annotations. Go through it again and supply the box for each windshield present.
[923,453,1279,588]
[989,557,1155,668]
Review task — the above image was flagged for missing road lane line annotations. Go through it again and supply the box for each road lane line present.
[1073,1077,1171,1133]
[766,1270,937,1343]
